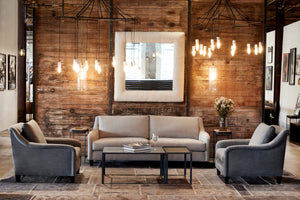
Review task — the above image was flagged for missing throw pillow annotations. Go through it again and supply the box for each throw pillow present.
[249,123,276,146]
[22,120,47,143]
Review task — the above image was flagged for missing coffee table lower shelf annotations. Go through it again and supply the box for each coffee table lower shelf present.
[101,146,192,184]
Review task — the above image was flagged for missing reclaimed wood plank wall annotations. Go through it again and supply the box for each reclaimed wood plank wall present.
[35,0,264,155]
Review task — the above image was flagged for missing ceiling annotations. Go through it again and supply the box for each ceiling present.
[267,0,300,32]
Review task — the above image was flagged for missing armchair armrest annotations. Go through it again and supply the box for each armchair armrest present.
[87,129,100,160]
[46,137,81,147]
[216,139,250,149]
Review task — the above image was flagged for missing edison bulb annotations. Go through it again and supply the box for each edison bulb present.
[247,43,251,55]
[216,37,221,49]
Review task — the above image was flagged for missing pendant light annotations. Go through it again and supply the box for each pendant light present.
[57,17,62,73]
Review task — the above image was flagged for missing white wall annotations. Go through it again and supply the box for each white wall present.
[0,0,18,131]
[279,20,300,127]
[265,30,275,102]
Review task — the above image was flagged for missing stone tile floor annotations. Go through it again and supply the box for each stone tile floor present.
[1,135,300,200]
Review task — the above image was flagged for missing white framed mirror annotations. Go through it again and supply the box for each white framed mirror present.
[114,32,185,102]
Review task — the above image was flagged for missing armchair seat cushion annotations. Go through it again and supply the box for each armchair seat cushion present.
[150,138,206,151]
[22,120,47,144]
[216,148,226,162]
[92,137,149,150]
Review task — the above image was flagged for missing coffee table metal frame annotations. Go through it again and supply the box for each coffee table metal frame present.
[101,146,192,184]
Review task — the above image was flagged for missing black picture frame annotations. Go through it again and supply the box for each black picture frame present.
[289,48,296,85]
[0,53,6,91]
[266,66,273,90]
[8,55,16,90]
[282,53,289,82]
[267,46,273,64]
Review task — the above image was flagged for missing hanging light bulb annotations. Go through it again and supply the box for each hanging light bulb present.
[232,40,236,52]
[209,66,217,91]
[254,44,258,55]
[95,59,101,74]
[203,46,207,56]
[258,42,263,54]
[247,43,251,55]
[73,58,77,71]
[57,61,61,73]
[195,39,200,51]
[210,39,215,51]
[73,58,80,73]
[208,47,212,58]
[192,46,196,56]
[216,37,221,49]
[84,60,89,72]
[199,44,203,55]
[112,56,116,68]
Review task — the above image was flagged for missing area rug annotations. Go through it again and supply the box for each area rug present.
[0,163,300,200]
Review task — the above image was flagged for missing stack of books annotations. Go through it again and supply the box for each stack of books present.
[123,143,151,152]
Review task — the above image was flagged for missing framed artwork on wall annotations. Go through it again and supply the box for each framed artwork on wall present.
[267,46,273,63]
[0,53,6,91]
[296,54,300,75]
[282,53,289,82]
[8,55,16,90]
[289,48,296,85]
[265,66,273,90]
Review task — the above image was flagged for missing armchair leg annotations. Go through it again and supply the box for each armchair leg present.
[15,175,21,182]
[89,160,94,166]
[217,169,220,175]
[76,169,80,174]
[224,177,229,184]
[276,176,282,184]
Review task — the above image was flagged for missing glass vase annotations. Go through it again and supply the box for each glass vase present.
[219,117,228,131]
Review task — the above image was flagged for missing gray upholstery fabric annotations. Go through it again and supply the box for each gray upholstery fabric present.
[93,137,149,150]
[215,123,288,181]
[8,122,81,180]
[149,138,206,151]
[22,120,47,144]
[150,116,199,139]
[249,123,276,146]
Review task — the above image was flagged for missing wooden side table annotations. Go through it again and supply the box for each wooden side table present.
[70,127,89,157]
[212,129,232,158]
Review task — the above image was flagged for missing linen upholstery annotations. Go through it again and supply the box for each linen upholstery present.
[22,120,47,144]
[249,123,276,145]
[150,116,199,139]
[215,123,288,183]
[88,115,210,163]
[94,115,149,138]
[9,122,81,182]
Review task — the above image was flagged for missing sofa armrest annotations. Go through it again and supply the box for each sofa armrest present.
[216,139,250,149]
[46,137,81,147]
[87,129,100,160]
[198,130,210,161]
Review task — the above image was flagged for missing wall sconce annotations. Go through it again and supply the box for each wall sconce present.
[19,48,26,57]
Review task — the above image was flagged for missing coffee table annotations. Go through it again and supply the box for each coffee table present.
[102,146,165,184]
[101,146,192,184]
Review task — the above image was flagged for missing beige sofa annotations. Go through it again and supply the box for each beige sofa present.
[88,115,210,165]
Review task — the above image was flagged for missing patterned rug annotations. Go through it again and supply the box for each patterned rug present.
[0,163,300,200]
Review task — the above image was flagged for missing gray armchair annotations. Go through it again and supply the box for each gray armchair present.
[9,120,81,182]
[215,123,288,184]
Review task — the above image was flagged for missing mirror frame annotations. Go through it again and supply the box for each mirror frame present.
[114,32,185,102]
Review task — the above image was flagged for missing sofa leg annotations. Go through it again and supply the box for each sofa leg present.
[71,176,75,183]
[217,169,220,175]
[276,176,282,184]
[224,177,229,184]
[15,175,21,182]
[89,160,94,166]
[76,169,80,174]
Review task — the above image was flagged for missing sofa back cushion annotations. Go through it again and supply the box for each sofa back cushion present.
[249,123,276,146]
[94,115,149,138]
[22,120,47,143]
[150,116,199,139]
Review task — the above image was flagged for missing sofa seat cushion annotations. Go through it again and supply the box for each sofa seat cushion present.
[93,137,149,151]
[150,116,199,140]
[216,148,226,162]
[150,138,206,152]
[94,116,149,139]
[22,120,47,144]
[249,123,276,146]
